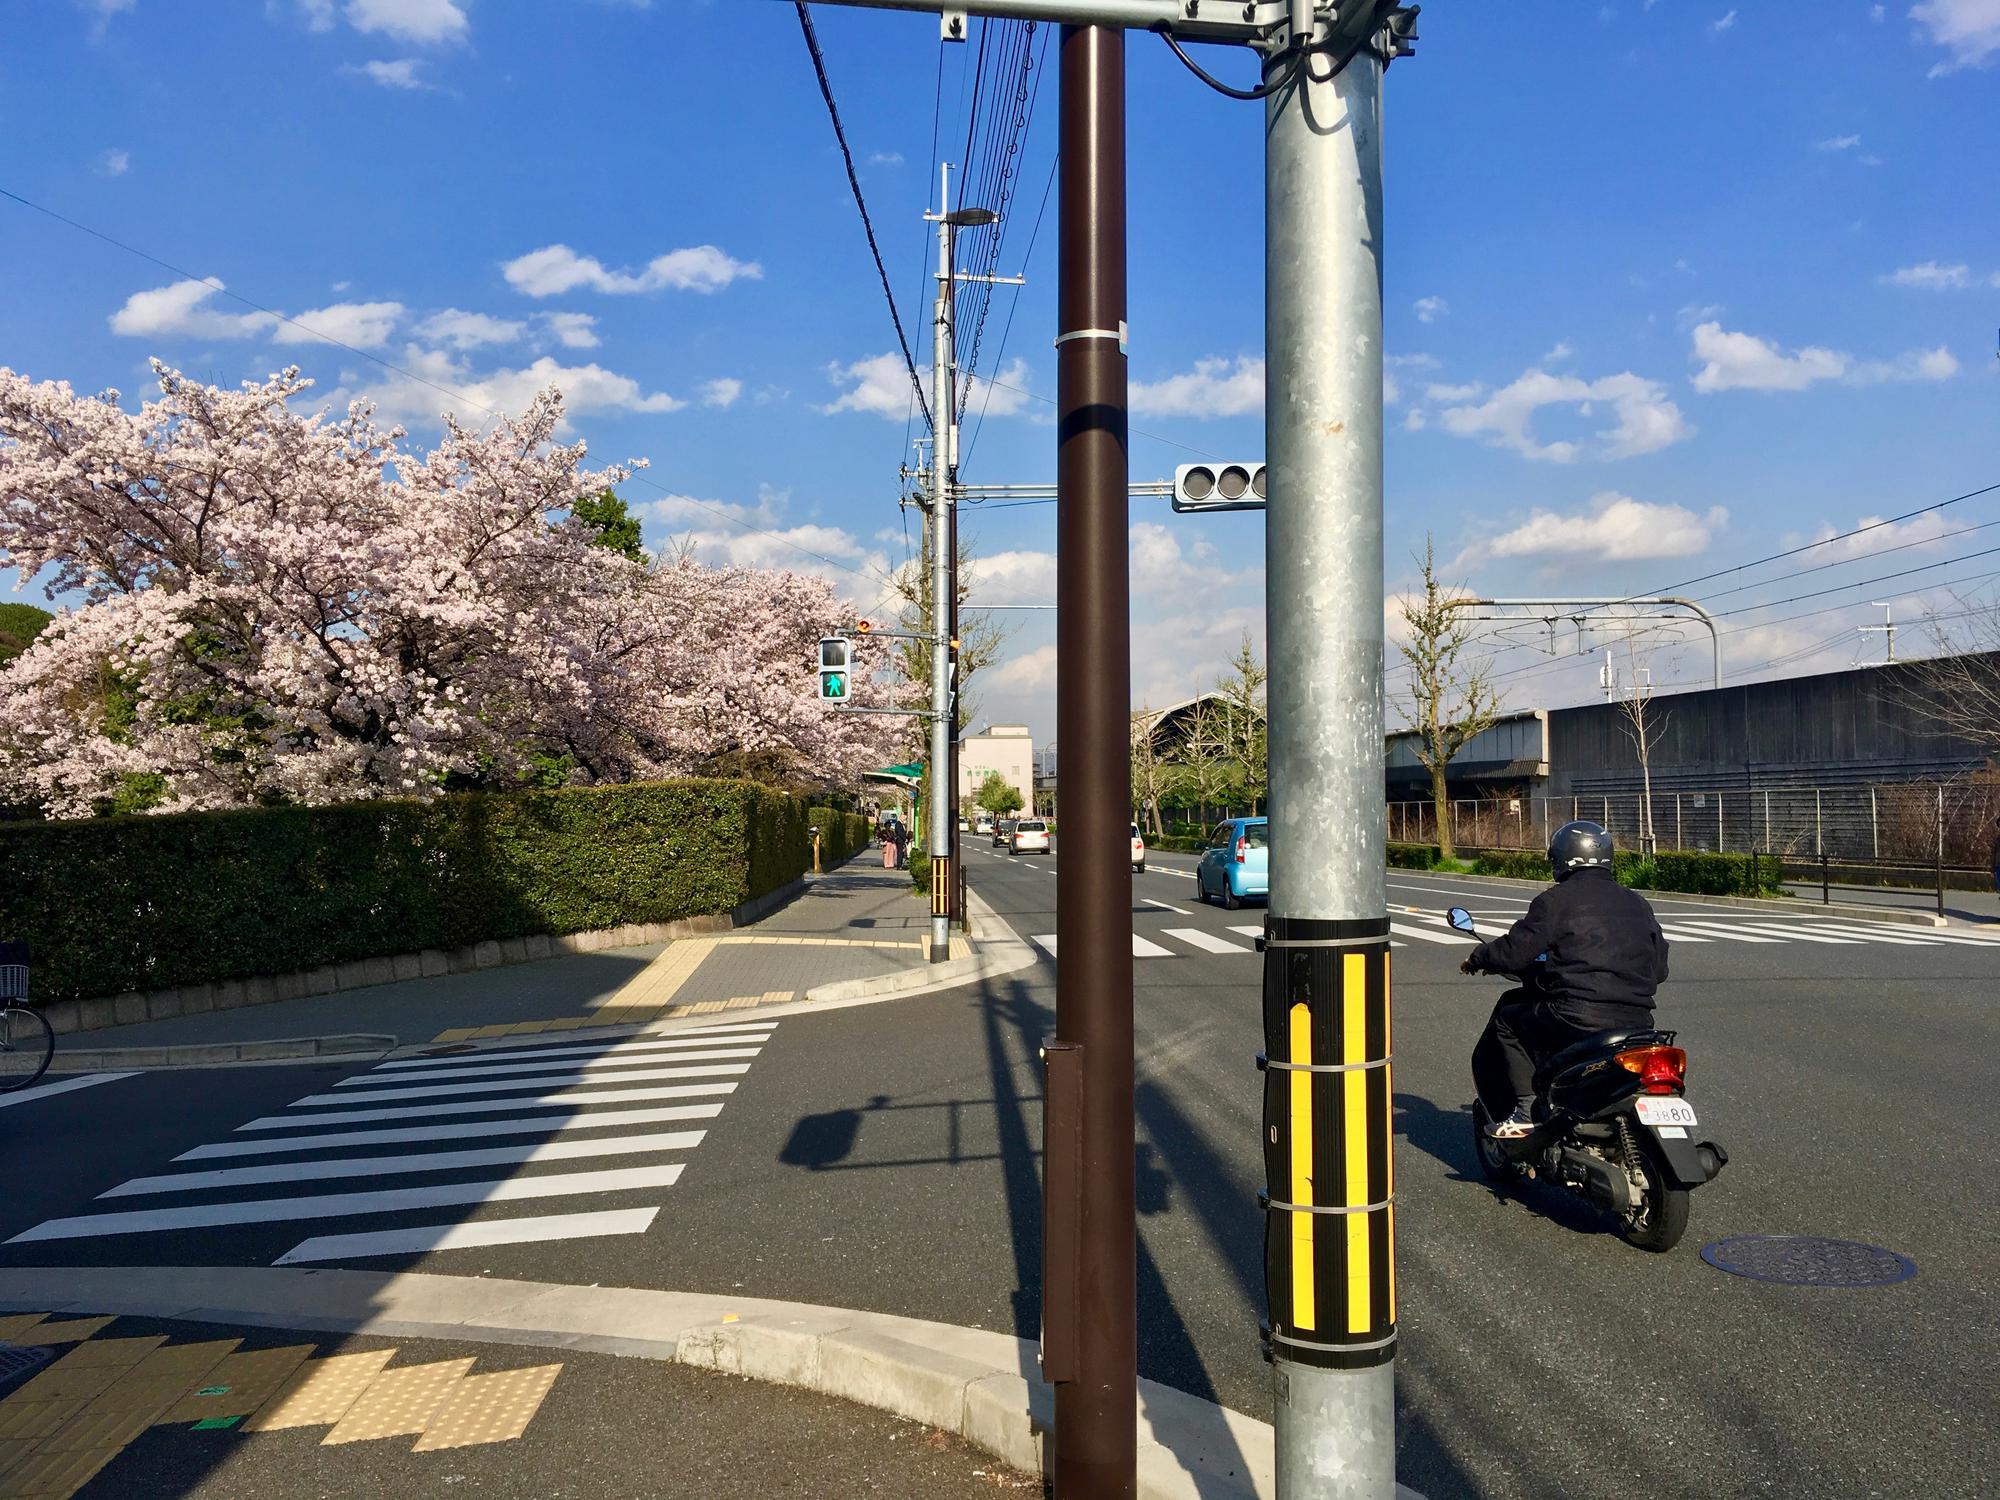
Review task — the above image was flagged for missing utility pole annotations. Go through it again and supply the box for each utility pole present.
[1261,8,1400,1496]
[926,161,958,963]
[1860,602,1896,664]
[1045,22,1134,1494]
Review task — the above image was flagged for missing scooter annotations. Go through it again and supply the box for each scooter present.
[1447,905,1728,1252]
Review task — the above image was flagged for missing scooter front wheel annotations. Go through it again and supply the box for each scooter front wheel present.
[1621,1139,1691,1252]
[1470,1101,1523,1186]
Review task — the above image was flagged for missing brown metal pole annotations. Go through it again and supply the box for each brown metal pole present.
[949,495,968,933]
[1045,21,1135,1499]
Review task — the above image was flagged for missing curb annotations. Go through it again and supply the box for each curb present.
[0,1033,396,1075]
[1388,865,1952,928]
[0,1265,1421,1500]
[802,888,1039,1006]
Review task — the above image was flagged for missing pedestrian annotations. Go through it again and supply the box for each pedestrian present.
[894,820,910,870]
[881,817,898,871]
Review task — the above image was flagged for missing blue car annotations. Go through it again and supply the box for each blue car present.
[1195,816,1269,909]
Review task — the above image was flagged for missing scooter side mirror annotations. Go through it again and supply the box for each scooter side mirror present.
[1446,906,1477,935]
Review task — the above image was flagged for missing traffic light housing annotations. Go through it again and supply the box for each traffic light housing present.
[817,636,853,701]
[1173,462,1267,512]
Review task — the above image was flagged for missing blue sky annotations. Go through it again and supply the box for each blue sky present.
[4,0,1997,750]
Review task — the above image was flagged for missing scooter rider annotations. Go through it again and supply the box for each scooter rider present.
[1461,821,1669,1139]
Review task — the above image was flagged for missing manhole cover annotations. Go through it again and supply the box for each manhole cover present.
[1700,1235,1916,1287]
[0,1343,54,1393]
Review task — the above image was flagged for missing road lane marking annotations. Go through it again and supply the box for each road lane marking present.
[1229,925,1264,938]
[1389,922,1466,946]
[1655,926,1714,943]
[1141,898,1191,915]
[346,1045,762,1086]
[1663,921,1786,944]
[0,1072,137,1109]
[107,1129,709,1198]
[297,1063,752,1106]
[1132,935,1176,958]
[1792,922,1994,946]
[1032,935,1058,958]
[7,1164,690,1243]
[1731,925,1863,944]
[1161,927,1254,955]
[239,1082,739,1130]
[378,1032,773,1070]
[182,1104,727,1160]
[274,1208,661,1266]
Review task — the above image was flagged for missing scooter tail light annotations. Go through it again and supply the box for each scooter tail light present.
[1615,1044,1687,1095]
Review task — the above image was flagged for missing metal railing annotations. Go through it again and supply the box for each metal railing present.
[1389,779,2000,872]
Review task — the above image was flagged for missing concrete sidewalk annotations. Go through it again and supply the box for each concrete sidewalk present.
[54,858,966,1058]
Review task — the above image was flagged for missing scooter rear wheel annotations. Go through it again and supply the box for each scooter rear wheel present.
[1470,1101,1523,1186]
[1620,1140,1691,1253]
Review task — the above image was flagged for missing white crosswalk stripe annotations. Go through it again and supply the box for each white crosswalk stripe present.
[4,1022,780,1261]
[1161,927,1254,955]
[1390,922,1467,947]
[1659,921,1784,944]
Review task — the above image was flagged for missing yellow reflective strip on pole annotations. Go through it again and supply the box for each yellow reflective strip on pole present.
[1288,1000,1315,1332]
[1384,953,1396,1323]
[1342,951,1370,1334]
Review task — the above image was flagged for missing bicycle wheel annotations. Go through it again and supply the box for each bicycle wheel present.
[0,1005,54,1092]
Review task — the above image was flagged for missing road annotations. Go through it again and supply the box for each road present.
[4,848,1995,1498]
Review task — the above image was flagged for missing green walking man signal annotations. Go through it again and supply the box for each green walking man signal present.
[817,636,853,701]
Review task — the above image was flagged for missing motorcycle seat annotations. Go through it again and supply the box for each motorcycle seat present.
[1535,1027,1661,1087]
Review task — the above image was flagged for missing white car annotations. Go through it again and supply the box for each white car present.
[1009,819,1051,855]
[1131,822,1146,872]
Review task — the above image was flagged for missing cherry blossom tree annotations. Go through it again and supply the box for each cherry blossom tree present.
[0,361,897,817]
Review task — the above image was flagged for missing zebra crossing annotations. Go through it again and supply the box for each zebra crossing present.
[4,1019,776,1263]
[1026,912,2000,963]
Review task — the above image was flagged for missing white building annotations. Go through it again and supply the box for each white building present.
[960,723,1034,808]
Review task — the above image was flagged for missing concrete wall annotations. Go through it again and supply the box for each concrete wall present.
[960,724,1034,807]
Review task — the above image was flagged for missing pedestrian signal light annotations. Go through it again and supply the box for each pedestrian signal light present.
[1172,461,1267,512]
[817,636,853,702]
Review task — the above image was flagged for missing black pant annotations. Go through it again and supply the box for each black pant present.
[1471,990,1653,1116]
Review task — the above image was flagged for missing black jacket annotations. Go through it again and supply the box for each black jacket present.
[1469,867,1669,1010]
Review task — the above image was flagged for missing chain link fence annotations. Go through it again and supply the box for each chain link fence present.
[1390,779,2000,876]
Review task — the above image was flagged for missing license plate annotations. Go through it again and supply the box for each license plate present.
[1635,1096,1698,1129]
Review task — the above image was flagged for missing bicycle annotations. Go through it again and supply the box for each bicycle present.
[0,943,54,1093]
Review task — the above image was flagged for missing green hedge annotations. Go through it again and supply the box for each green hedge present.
[1147,834,1208,854]
[909,851,932,896]
[0,779,848,1004]
[1387,842,1442,869]
[1459,845,1779,896]
[806,807,872,867]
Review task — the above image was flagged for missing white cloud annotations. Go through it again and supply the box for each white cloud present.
[1383,371,1401,406]
[502,243,762,297]
[987,644,1059,696]
[1689,321,1958,391]
[1436,367,1692,462]
[540,311,600,349]
[1881,260,1973,289]
[1871,4,1886,20]
[700,377,743,409]
[272,301,405,348]
[1805,511,1954,560]
[1425,380,1487,403]
[964,359,1037,418]
[1911,0,2000,75]
[348,57,432,90]
[1689,321,1848,391]
[1711,9,1738,32]
[867,151,904,167]
[639,490,898,611]
[1676,301,1726,328]
[343,0,468,45]
[1475,493,1727,563]
[1544,341,1575,362]
[94,148,129,176]
[413,307,525,349]
[298,0,338,30]
[822,352,926,418]
[340,345,683,430]
[1815,133,1863,151]
[1129,355,1263,418]
[1413,296,1449,324]
[1386,352,1440,370]
[108,278,276,340]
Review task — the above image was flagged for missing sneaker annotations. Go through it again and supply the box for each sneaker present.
[1486,1102,1536,1140]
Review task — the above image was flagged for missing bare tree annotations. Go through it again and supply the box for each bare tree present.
[1171,696,1236,827]
[1900,601,2000,762]
[1613,637,1672,853]
[1130,707,1183,838]
[1397,535,1500,861]
[1216,632,1268,814]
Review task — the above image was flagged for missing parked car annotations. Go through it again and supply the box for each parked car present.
[1130,822,1146,872]
[1009,819,1051,855]
[1195,816,1268,909]
[992,819,1016,848]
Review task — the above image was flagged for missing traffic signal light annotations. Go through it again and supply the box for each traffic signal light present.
[817,636,852,701]
[1173,462,1267,513]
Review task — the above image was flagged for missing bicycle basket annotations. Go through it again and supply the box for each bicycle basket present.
[0,966,26,1002]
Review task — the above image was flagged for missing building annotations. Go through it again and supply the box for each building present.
[959,723,1034,808]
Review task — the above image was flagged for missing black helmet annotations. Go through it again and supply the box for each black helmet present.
[1548,820,1614,879]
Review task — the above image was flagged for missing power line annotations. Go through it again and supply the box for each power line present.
[973,374,1228,460]
[964,146,1057,468]
[793,1,932,435]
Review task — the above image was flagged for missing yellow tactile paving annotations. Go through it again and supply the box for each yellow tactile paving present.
[124,1339,239,1383]
[242,1349,396,1432]
[411,1363,561,1452]
[11,1319,112,1348]
[32,1337,160,1371]
[37,1405,160,1454]
[0,1402,84,1444]
[0,1437,33,1478]
[430,1026,477,1043]
[155,1345,313,1424]
[0,1441,118,1498]
[320,1358,474,1446]
[8,1339,162,1404]
[0,1318,46,1344]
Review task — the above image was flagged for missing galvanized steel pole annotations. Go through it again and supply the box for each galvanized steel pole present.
[1045,22,1136,1497]
[928,163,957,962]
[1261,14,1397,1498]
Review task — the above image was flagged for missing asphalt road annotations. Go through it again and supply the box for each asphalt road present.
[5,850,1995,1499]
